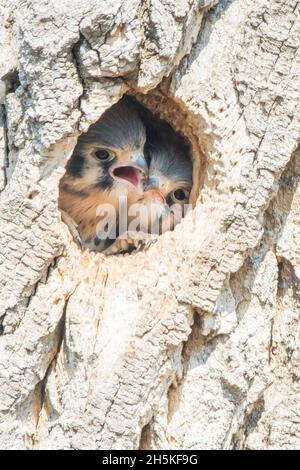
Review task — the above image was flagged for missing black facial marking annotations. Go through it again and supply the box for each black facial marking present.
[98,157,115,173]
[94,236,101,246]
[94,158,115,190]
[67,154,85,177]
[166,195,173,207]
[95,174,114,191]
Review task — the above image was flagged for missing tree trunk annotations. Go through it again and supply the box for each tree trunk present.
[0,0,299,450]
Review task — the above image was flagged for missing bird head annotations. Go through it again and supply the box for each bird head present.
[135,124,193,234]
[66,97,148,195]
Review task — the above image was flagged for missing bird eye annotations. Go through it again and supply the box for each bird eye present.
[95,149,110,160]
[169,188,190,203]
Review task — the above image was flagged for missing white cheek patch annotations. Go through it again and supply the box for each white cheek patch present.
[83,166,104,187]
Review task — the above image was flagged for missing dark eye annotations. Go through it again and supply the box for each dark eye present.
[170,188,190,203]
[95,149,110,160]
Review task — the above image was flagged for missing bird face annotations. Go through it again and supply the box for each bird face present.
[145,171,191,207]
[71,140,148,195]
[68,97,148,194]
[131,139,193,235]
[59,97,148,246]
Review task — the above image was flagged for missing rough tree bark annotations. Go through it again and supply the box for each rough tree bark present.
[0,0,299,450]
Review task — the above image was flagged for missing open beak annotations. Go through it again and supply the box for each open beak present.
[110,154,148,191]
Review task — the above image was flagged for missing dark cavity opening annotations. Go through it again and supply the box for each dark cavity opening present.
[59,94,193,255]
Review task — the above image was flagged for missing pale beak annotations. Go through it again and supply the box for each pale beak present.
[146,176,160,190]
[145,176,166,203]
[110,153,148,191]
[133,154,148,175]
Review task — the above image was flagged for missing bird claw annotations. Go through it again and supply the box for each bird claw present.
[104,238,131,256]
[126,231,158,253]
[104,231,158,255]
[60,210,82,248]
[143,236,158,251]
[59,211,158,256]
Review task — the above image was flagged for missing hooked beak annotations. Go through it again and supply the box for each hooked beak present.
[110,154,148,191]
[145,176,166,204]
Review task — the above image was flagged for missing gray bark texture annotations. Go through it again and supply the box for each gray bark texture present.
[0,0,299,450]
